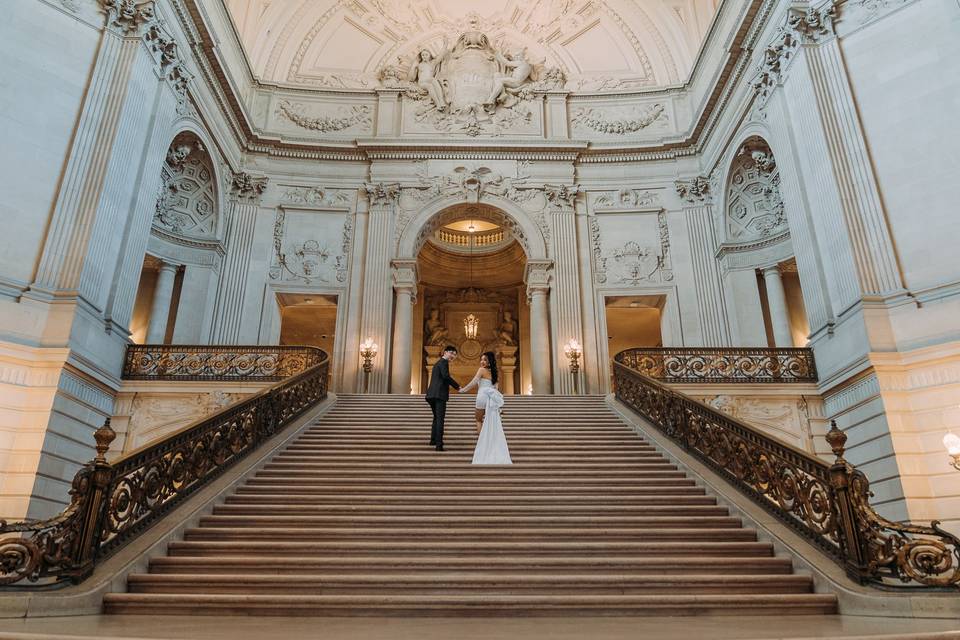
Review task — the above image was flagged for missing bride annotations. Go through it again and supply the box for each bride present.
[459,351,512,465]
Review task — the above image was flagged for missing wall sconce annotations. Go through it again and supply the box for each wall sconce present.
[564,338,582,394]
[944,432,960,471]
[360,337,378,393]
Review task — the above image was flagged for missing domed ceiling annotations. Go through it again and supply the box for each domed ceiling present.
[226,0,720,91]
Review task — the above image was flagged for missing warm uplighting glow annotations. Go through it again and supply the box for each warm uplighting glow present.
[564,338,582,358]
[463,313,479,340]
[467,221,476,233]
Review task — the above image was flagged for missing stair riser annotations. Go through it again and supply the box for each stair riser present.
[183,531,758,542]
[211,506,730,516]
[128,584,813,596]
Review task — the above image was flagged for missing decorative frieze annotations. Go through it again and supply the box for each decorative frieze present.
[280,186,352,209]
[594,189,661,210]
[230,171,268,203]
[275,100,371,133]
[571,104,666,135]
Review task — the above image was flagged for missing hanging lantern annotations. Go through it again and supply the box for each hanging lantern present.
[464,313,479,340]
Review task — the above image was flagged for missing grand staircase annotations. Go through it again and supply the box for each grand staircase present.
[103,394,837,616]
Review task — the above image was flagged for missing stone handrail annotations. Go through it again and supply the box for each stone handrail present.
[123,344,325,381]
[0,346,329,587]
[616,347,817,383]
[613,353,960,589]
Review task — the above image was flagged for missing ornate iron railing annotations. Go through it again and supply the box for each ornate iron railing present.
[0,347,329,587]
[613,353,960,589]
[122,344,325,381]
[617,347,817,383]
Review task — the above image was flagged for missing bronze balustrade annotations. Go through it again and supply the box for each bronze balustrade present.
[617,347,817,383]
[123,344,325,381]
[0,346,329,587]
[613,353,960,589]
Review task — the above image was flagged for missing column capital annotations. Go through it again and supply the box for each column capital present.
[675,176,712,204]
[230,171,269,204]
[391,259,418,301]
[100,0,156,36]
[362,182,401,208]
[544,184,581,210]
[524,260,553,302]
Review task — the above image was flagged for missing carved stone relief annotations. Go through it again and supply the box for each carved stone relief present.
[124,390,245,452]
[275,100,372,134]
[269,206,350,286]
[725,138,787,243]
[154,133,217,239]
[570,103,667,136]
[594,189,661,210]
[590,210,672,286]
[702,394,815,451]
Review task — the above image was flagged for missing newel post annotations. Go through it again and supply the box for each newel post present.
[72,418,116,581]
[825,420,870,583]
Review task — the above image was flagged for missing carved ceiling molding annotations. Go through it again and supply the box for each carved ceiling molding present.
[752,1,838,107]
[268,1,670,92]
[275,101,372,133]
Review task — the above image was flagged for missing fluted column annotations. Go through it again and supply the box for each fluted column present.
[145,262,178,343]
[209,172,268,343]
[677,178,731,346]
[525,261,553,395]
[546,186,585,394]
[358,183,400,393]
[762,265,793,347]
[390,260,417,394]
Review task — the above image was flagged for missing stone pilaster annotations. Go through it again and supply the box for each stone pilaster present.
[762,264,794,347]
[357,183,400,393]
[545,185,585,394]
[145,261,178,343]
[676,177,731,346]
[209,172,268,343]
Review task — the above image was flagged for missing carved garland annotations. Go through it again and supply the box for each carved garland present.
[276,101,372,133]
[571,104,666,135]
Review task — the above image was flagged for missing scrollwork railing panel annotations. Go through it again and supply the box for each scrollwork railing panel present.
[617,347,817,383]
[1,347,329,588]
[613,350,960,589]
[123,345,324,381]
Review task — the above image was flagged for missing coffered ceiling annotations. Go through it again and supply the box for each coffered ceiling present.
[225,0,720,91]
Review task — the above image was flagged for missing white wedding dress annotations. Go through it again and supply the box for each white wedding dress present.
[471,378,512,465]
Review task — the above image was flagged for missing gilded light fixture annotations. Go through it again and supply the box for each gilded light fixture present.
[359,337,378,392]
[464,313,479,340]
[564,338,583,394]
[944,432,960,471]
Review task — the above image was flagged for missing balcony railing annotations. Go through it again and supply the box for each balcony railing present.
[434,227,507,249]
[613,351,959,589]
[0,346,329,587]
[616,347,817,383]
[123,344,325,381]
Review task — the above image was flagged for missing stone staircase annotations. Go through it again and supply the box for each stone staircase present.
[103,394,837,616]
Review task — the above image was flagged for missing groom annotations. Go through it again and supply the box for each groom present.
[426,345,460,451]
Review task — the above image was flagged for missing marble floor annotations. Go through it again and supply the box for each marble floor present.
[0,615,957,640]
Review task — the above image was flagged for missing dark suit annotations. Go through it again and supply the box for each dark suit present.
[425,357,460,446]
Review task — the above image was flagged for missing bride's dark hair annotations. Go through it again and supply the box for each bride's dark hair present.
[482,351,499,386]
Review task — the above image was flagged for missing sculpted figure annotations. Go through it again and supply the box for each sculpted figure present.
[426,308,450,345]
[485,50,533,112]
[407,44,449,111]
[497,310,517,346]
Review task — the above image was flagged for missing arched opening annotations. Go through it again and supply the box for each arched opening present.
[411,204,528,394]
[721,136,808,347]
[130,131,222,344]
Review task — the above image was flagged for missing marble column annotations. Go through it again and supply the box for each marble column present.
[525,261,553,394]
[762,265,793,347]
[146,262,178,344]
[390,260,418,394]
[209,172,267,343]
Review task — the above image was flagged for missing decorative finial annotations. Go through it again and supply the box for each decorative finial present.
[825,420,847,462]
[94,418,116,463]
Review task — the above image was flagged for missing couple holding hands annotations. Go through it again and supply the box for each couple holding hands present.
[425,345,512,465]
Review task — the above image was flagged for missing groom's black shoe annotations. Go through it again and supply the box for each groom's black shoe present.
[435,444,444,451]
